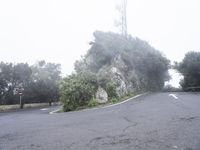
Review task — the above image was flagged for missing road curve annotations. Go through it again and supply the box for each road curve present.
[1,92,200,150]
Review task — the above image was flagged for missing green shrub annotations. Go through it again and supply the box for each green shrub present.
[105,81,118,99]
[59,72,98,112]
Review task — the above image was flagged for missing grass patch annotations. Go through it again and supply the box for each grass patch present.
[0,102,60,112]
[0,105,19,112]
[110,98,119,104]
[87,99,99,107]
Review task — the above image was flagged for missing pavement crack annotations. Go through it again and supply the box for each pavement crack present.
[179,116,199,122]
[0,134,15,141]
[123,116,132,123]
[87,128,101,134]
[66,142,77,149]
[88,134,133,149]
[123,123,138,132]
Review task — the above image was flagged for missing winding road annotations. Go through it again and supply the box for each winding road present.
[1,92,200,150]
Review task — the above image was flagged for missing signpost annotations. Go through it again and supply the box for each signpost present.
[19,92,23,109]
[15,87,24,109]
[13,87,24,109]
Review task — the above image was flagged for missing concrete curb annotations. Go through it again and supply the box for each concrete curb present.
[86,92,148,111]
[101,92,148,109]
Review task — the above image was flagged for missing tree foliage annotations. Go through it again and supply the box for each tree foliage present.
[26,61,61,104]
[75,31,170,91]
[0,61,61,105]
[177,51,200,90]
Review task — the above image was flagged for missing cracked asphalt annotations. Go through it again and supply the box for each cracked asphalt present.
[1,92,200,150]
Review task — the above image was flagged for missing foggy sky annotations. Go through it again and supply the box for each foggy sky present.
[0,0,200,77]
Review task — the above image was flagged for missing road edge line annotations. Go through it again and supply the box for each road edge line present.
[49,108,61,114]
[101,92,148,109]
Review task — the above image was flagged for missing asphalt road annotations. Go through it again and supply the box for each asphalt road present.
[1,92,200,150]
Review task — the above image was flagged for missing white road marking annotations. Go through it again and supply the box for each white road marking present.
[41,108,48,111]
[49,109,60,114]
[169,94,178,100]
[173,145,178,149]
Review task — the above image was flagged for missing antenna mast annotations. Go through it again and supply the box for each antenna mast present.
[121,0,127,37]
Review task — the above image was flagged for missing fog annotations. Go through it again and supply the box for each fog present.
[0,0,200,83]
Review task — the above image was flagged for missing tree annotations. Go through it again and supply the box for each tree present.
[0,62,32,105]
[26,61,61,104]
[0,62,13,104]
[177,51,200,90]
[0,60,61,105]
[13,63,32,108]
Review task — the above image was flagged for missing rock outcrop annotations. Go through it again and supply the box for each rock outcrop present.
[95,86,108,103]
[75,31,170,98]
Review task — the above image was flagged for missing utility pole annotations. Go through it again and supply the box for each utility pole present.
[121,0,128,37]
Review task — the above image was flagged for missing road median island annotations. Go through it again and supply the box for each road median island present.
[55,92,148,114]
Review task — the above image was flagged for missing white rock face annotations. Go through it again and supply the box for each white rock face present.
[95,86,108,103]
[116,78,127,97]
[110,55,129,97]
[112,55,128,71]
[110,66,128,97]
[96,54,139,98]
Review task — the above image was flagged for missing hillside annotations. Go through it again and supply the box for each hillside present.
[60,31,170,111]
[75,31,170,96]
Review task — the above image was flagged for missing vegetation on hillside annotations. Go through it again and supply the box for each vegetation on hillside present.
[60,31,170,111]
[3,33,200,111]
[75,31,170,90]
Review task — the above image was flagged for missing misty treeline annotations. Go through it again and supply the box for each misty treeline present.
[0,60,61,105]
[60,31,170,111]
